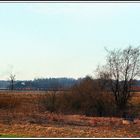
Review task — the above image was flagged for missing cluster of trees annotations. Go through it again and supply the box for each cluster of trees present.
[39,46,140,117]
[97,46,140,113]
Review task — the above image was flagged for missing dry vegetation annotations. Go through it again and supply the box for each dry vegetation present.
[0,91,140,138]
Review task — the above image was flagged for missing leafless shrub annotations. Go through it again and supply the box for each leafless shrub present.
[39,91,58,113]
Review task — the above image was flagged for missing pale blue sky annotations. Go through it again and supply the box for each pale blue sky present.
[0,2,140,80]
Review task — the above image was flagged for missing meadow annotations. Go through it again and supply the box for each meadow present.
[0,91,140,138]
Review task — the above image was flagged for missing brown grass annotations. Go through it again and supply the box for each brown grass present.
[0,91,139,138]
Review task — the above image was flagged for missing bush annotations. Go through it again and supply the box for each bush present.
[38,76,117,117]
[69,76,116,116]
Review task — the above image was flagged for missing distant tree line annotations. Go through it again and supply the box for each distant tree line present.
[13,78,81,90]
[0,76,139,92]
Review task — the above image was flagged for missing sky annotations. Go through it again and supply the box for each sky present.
[0,2,140,80]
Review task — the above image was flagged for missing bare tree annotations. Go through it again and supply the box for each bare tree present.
[9,74,16,90]
[95,65,111,91]
[97,46,140,111]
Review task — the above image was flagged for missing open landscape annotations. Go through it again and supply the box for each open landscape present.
[1,2,140,138]
[0,91,139,138]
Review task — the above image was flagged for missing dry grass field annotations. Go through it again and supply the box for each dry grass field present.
[0,91,140,138]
